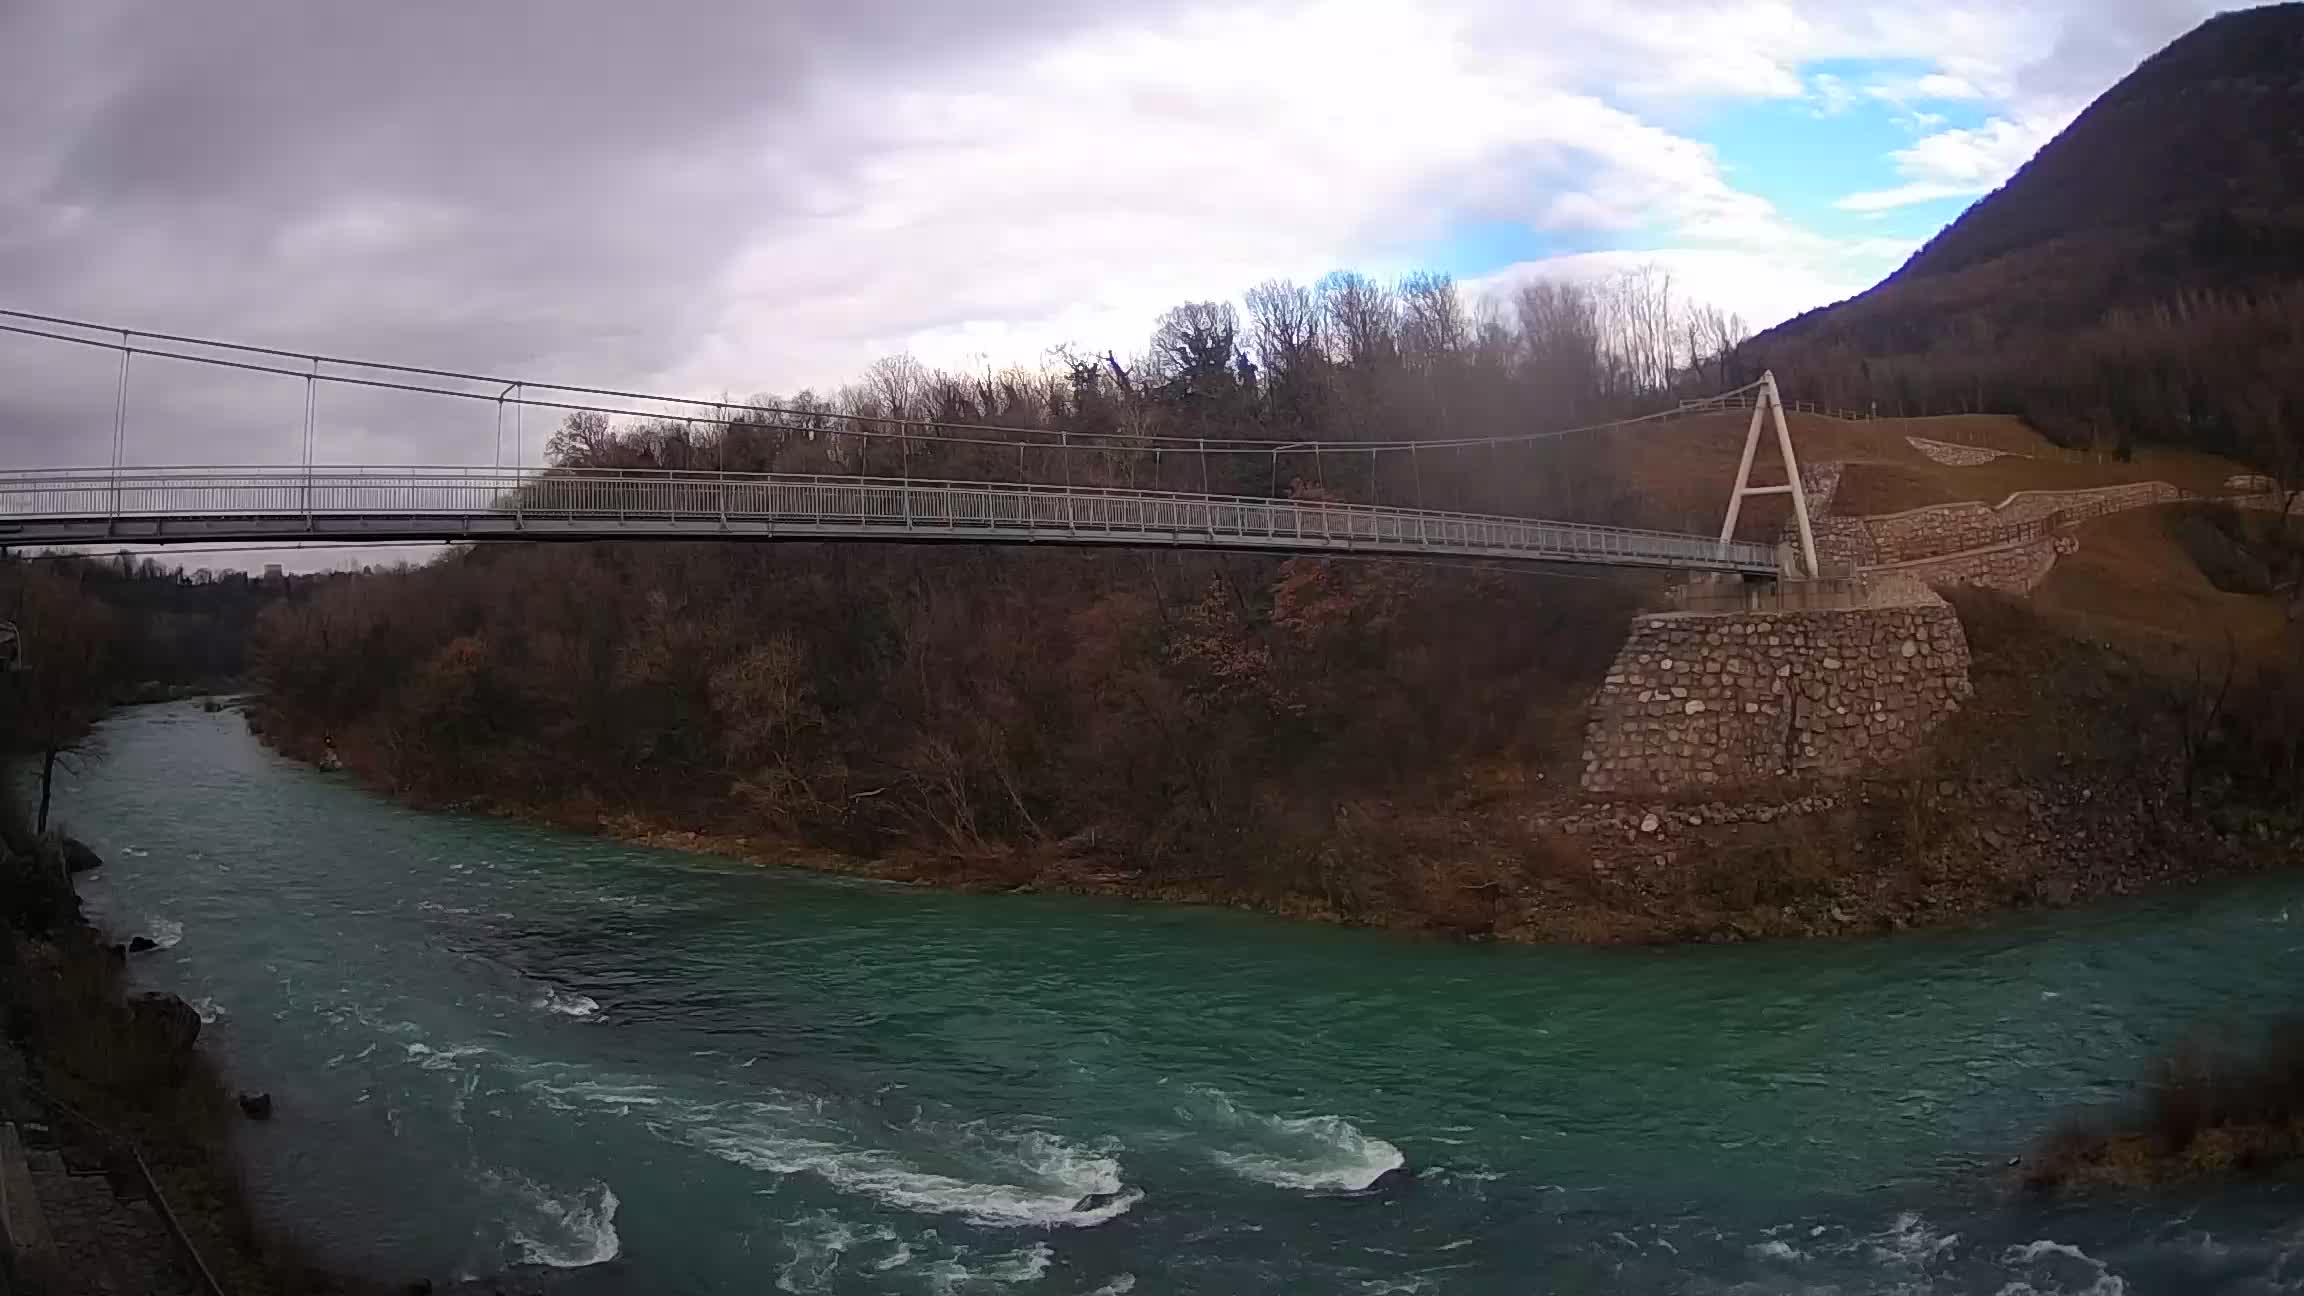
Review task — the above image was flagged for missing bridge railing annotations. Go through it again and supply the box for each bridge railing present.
[0,465,1781,572]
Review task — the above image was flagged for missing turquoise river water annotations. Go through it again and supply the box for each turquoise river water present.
[55,703,2304,1293]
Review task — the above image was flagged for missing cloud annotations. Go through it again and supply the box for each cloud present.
[0,0,2241,504]
[1834,112,2076,211]
[1864,70,1993,105]
[1810,73,1860,116]
[1468,237,1915,336]
[662,0,1833,396]
[0,0,1210,468]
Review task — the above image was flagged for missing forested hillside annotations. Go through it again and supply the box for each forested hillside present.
[1747,3,2304,475]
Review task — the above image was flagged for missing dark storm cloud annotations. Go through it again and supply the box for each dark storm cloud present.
[0,0,1197,468]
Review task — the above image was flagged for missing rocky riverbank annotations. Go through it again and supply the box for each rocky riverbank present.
[0,824,594,1295]
[0,828,394,1294]
[243,572,2303,948]
[249,693,2288,949]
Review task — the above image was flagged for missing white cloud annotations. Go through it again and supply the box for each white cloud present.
[1864,68,1997,106]
[659,0,2215,395]
[1835,181,1982,213]
[2,0,2240,453]
[1810,72,1859,116]
[1469,237,1914,335]
[1834,111,2075,211]
[669,0,1834,395]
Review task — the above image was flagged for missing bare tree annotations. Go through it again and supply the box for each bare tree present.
[1596,265,1678,394]
[0,564,118,835]
[1317,272,1398,373]
[547,410,616,465]
[1244,279,1323,380]
[1245,279,1325,433]
[1513,279,1606,415]
[1684,303,1751,390]
[1147,301,1243,388]
[1397,271,1469,371]
[863,354,932,424]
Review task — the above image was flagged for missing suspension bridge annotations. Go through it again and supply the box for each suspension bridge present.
[0,310,1817,576]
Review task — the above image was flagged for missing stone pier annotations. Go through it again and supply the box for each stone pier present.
[1580,579,1973,796]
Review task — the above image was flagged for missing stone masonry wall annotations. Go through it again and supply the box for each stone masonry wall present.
[1811,516,1880,568]
[1906,437,2009,466]
[1863,481,2187,562]
[1581,592,1973,796]
[1776,463,1862,569]
[1869,535,2077,595]
[1800,461,1844,514]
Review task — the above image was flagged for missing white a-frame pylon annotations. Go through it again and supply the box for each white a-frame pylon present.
[1717,371,1819,578]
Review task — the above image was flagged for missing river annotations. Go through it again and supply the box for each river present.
[53,702,2304,1293]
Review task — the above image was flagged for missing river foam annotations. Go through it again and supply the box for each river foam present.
[695,1110,1139,1228]
[80,699,2304,1296]
[485,1174,621,1270]
[1996,1239,2129,1296]
[1181,1087,1405,1192]
[531,984,603,1019]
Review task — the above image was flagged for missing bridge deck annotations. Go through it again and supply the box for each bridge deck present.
[0,468,1780,574]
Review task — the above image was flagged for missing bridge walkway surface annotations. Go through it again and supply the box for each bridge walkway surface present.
[0,467,1783,574]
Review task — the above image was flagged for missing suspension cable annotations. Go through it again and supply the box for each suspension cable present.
[0,307,1765,457]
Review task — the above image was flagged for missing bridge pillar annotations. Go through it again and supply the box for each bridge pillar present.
[1580,579,1973,796]
[1719,371,1821,579]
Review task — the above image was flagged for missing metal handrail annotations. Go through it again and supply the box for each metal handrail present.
[28,1084,229,1296]
[0,465,1781,572]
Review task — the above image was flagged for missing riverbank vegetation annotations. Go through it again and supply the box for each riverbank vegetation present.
[1,553,299,831]
[246,521,2304,943]
[0,796,394,1293]
[0,556,402,1293]
[2024,1020,2304,1192]
[243,267,2304,943]
[252,539,1645,919]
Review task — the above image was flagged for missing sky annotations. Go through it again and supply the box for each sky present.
[0,0,2243,566]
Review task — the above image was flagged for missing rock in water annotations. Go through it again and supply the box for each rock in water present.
[126,935,158,953]
[1073,1190,1127,1213]
[126,992,201,1086]
[236,1092,274,1120]
[1363,1165,1417,1195]
[59,837,103,874]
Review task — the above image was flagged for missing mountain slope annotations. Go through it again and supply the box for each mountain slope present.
[1746,3,2304,463]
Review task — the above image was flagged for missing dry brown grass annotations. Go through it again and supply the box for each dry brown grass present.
[1559,409,2250,544]
[1560,411,1920,538]
[1831,438,2249,518]
[2030,508,2293,665]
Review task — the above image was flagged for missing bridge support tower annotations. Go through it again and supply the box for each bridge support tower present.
[1718,371,1820,580]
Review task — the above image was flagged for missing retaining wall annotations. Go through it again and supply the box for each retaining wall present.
[1863,482,2188,562]
[1867,535,2078,595]
[1581,588,1973,796]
